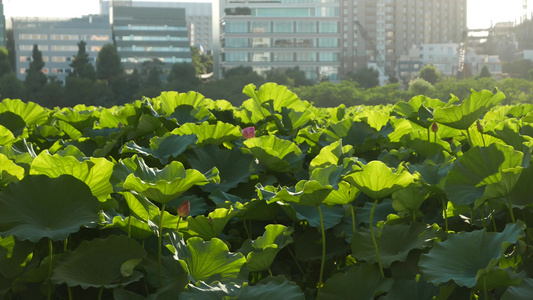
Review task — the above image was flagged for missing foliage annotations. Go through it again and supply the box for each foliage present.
[346,67,379,88]
[70,41,96,81]
[477,65,492,79]
[418,64,441,85]
[24,44,48,100]
[0,84,532,300]
[409,78,434,96]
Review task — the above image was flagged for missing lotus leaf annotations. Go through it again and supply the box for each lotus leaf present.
[172,121,241,146]
[121,134,197,165]
[351,222,441,268]
[0,175,100,242]
[244,135,304,172]
[51,235,146,288]
[239,224,294,271]
[419,221,525,288]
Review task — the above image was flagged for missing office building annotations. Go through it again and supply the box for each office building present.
[12,15,112,83]
[218,0,342,81]
[111,6,192,74]
[0,0,6,48]
[101,0,212,53]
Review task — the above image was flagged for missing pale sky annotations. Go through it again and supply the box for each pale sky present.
[2,0,530,29]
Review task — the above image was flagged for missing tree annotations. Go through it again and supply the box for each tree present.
[418,64,441,85]
[477,65,492,79]
[70,41,96,80]
[96,44,122,81]
[348,67,379,88]
[0,73,25,100]
[167,62,200,92]
[25,44,48,100]
[502,59,533,79]
[409,78,434,96]
[190,46,213,75]
[285,66,313,86]
[0,47,12,78]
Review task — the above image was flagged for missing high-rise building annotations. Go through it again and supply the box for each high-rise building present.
[0,0,6,48]
[110,6,192,74]
[341,0,467,82]
[101,0,212,53]
[12,15,112,83]
[218,0,342,81]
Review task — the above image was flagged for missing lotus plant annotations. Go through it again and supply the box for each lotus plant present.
[242,126,255,139]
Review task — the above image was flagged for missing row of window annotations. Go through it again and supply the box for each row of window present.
[19,34,110,41]
[120,57,192,64]
[225,51,339,62]
[225,20,339,34]
[19,67,73,75]
[116,35,188,42]
[114,25,187,31]
[117,46,190,52]
[19,56,97,63]
[18,45,102,52]
[225,37,338,48]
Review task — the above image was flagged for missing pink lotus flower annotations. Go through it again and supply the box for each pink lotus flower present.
[242,127,255,139]
[477,121,483,133]
[177,200,190,218]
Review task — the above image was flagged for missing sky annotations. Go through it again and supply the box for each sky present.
[1,0,531,29]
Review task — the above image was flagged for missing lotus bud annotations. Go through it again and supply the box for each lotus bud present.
[242,127,255,139]
[431,122,438,133]
[208,216,214,227]
[477,121,483,133]
[177,200,190,218]
[118,122,123,128]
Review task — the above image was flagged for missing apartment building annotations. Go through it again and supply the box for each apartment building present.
[100,0,212,53]
[341,0,466,81]
[110,6,191,74]
[218,0,342,81]
[12,15,112,83]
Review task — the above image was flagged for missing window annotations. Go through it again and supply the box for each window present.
[225,52,248,62]
[226,38,248,48]
[19,45,48,51]
[319,21,338,33]
[296,52,316,62]
[273,38,294,47]
[296,38,315,47]
[319,52,338,61]
[19,34,47,40]
[251,21,270,33]
[51,45,77,51]
[50,34,79,40]
[273,21,293,33]
[296,21,316,33]
[319,38,338,47]
[226,21,248,33]
[273,52,293,62]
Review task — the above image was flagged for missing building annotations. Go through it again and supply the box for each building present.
[110,6,192,74]
[341,0,466,82]
[420,43,459,76]
[0,0,6,48]
[12,15,112,83]
[218,0,342,81]
[100,0,212,53]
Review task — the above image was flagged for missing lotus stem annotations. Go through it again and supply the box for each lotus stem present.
[370,199,385,278]
[427,127,431,156]
[127,215,132,238]
[442,198,449,232]
[176,216,181,232]
[64,238,72,300]
[466,127,473,148]
[48,238,53,300]
[350,205,356,237]
[158,203,166,287]
[268,268,273,276]
[507,196,516,223]
[491,208,497,232]
[317,205,327,287]
[243,220,251,239]
[287,246,305,276]
[98,287,104,300]
[483,276,488,300]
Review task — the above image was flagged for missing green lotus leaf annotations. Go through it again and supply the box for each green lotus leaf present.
[30,151,114,201]
[433,89,504,130]
[169,234,246,283]
[0,153,24,187]
[143,254,188,293]
[244,135,304,172]
[309,140,352,172]
[501,278,533,300]
[380,278,439,300]
[401,129,452,157]
[280,106,315,132]
[180,281,241,300]
[170,105,213,124]
[237,276,305,299]
[51,235,146,289]
[392,186,431,215]
[186,207,238,241]
[319,119,378,148]
[0,111,27,138]
[407,158,454,190]
[53,108,100,133]
[319,263,394,300]
[0,124,15,145]
[504,163,533,209]
[57,120,83,140]
[322,181,360,205]
[113,288,145,300]
[444,143,523,205]
[268,180,333,207]
[134,113,163,138]
[419,221,525,288]
[239,224,294,272]
[0,235,34,279]
[121,133,197,165]
[0,175,100,242]
[102,215,153,240]
[0,98,48,127]
[123,160,218,204]
[392,95,444,127]
[351,223,441,268]
[97,105,139,129]
[187,144,256,193]
[357,198,395,226]
[172,121,241,146]
[154,91,210,116]
[344,160,416,200]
